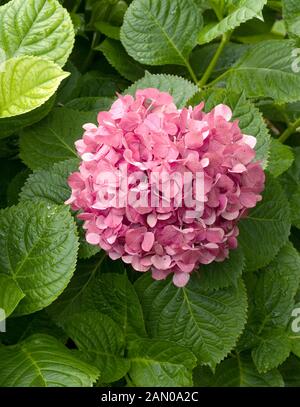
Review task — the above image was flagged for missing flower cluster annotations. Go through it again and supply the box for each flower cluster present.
[66,88,265,287]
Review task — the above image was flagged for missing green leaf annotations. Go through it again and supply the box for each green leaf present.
[20,159,79,205]
[198,248,245,290]
[1,310,67,345]
[135,275,247,367]
[20,108,96,170]
[0,97,55,140]
[194,354,284,387]
[238,174,291,271]
[280,355,300,387]
[252,331,291,373]
[190,42,250,78]
[0,275,24,318]
[128,338,196,386]
[198,0,267,44]
[226,40,300,103]
[60,310,130,383]
[202,89,270,166]
[97,38,145,82]
[283,0,300,39]
[0,56,69,118]
[0,334,99,387]
[0,201,78,315]
[95,21,120,40]
[240,243,300,371]
[267,138,294,177]
[125,72,198,108]
[50,266,146,340]
[0,0,75,67]
[121,0,203,65]
[65,97,114,112]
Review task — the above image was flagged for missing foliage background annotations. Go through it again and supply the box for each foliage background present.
[0,0,300,387]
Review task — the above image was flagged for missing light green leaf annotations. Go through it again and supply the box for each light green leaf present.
[97,39,145,82]
[283,0,300,39]
[128,338,196,387]
[0,275,24,318]
[0,201,78,315]
[121,0,203,65]
[125,72,198,108]
[0,56,69,118]
[20,108,96,170]
[194,354,284,387]
[20,159,79,205]
[267,138,294,177]
[226,40,300,103]
[198,248,245,290]
[198,0,267,44]
[135,275,247,367]
[0,0,74,66]
[202,88,270,166]
[60,311,130,383]
[238,174,291,271]
[0,334,99,387]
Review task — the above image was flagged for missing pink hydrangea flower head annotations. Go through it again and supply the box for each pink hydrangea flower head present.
[66,88,265,287]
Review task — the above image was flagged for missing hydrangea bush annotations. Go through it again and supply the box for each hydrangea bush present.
[0,0,300,388]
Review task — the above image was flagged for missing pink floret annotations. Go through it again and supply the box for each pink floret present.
[66,88,265,287]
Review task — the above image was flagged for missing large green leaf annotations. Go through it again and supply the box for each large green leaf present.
[0,0,74,66]
[125,72,198,108]
[0,56,69,118]
[0,201,78,315]
[60,311,130,383]
[20,159,78,205]
[0,275,24,318]
[239,243,300,372]
[238,174,291,271]
[0,334,99,387]
[283,0,300,39]
[202,89,270,167]
[97,39,145,82]
[198,248,245,290]
[267,138,294,178]
[226,40,300,103]
[198,0,267,44]
[121,0,202,65]
[50,267,146,340]
[20,108,95,170]
[128,338,196,386]
[135,275,247,367]
[194,354,284,387]
[252,332,291,374]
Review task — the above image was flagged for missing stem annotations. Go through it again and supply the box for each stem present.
[278,117,300,143]
[204,69,231,88]
[184,59,198,86]
[82,32,101,73]
[198,32,231,87]
[72,0,82,13]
